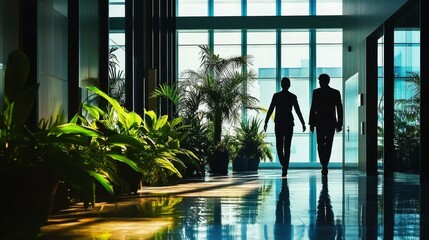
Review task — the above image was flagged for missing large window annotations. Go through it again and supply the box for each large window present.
[177,0,342,16]
[173,0,344,167]
[177,29,343,166]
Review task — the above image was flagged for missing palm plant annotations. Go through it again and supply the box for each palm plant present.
[108,46,126,105]
[393,72,420,171]
[152,45,259,174]
[182,45,259,145]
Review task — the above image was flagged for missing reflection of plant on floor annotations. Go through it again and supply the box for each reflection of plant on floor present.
[393,72,420,171]
[136,196,183,217]
[239,180,273,224]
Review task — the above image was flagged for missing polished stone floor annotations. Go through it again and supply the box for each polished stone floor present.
[40,169,428,239]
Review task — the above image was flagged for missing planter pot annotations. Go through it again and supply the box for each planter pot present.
[208,150,230,175]
[247,157,261,172]
[232,156,249,172]
[0,167,59,239]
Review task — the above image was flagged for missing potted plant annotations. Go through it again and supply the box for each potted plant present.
[79,86,200,187]
[179,45,259,174]
[0,49,106,238]
[0,49,142,238]
[232,118,273,172]
[207,134,236,175]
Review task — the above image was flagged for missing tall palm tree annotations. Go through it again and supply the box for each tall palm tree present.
[181,45,259,145]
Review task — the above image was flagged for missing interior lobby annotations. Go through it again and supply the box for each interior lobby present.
[0,0,428,239]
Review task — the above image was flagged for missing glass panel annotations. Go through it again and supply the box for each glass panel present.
[316,0,342,15]
[177,0,208,16]
[214,0,241,16]
[214,31,241,58]
[247,0,276,16]
[316,45,342,77]
[344,73,359,167]
[282,0,309,16]
[393,23,420,174]
[282,46,310,77]
[109,3,125,17]
[38,0,68,120]
[214,31,241,44]
[279,31,311,161]
[108,33,125,76]
[109,0,126,104]
[282,30,310,44]
[289,77,309,130]
[377,36,384,169]
[289,135,310,162]
[316,30,342,43]
[246,31,277,162]
[177,31,209,77]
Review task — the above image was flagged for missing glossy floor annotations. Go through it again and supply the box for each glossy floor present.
[41,169,429,239]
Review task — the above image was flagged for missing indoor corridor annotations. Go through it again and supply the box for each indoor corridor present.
[40,169,427,239]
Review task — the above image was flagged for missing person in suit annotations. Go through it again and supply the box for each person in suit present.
[264,77,306,177]
[309,73,343,176]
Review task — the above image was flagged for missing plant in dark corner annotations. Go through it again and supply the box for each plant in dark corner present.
[0,49,123,239]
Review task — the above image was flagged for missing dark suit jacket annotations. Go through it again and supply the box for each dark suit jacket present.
[309,87,343,128]
[266,90,303,127]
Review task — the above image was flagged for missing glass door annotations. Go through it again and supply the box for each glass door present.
[393,3,420,173]
[344,73,359,168]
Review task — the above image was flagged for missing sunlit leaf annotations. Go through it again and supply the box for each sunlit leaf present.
[106,153,141,172]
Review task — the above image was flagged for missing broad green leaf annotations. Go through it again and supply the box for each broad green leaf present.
[144,109,157,121]
[83,103,104,120]
[170,117,183,129]
[106,134,143,149]
[88,171,114,195]
[87,86,127,117]
[155,115,168,130]
[106,153,141,172]
[4,49,30,102]
[167,138,180,149]
[11,84,39,126]
[155,157,182,178]
[49,123,102,137]
[39,133,92,146]
[126,111,143,129]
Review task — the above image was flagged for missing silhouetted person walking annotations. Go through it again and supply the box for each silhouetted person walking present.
[264,77,306,177]
[309,73,343,176]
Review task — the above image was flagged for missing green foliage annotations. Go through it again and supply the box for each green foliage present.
[108,46,126,105]
[181,45,259,145]
[233,118,273,162]
[152,45,260,174]
[0,49,121,207]
[81,86,200,186]
[377,72,420,170]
